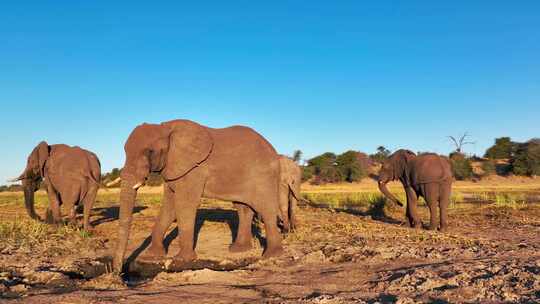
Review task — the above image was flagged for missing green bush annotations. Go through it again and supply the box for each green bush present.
[301,166,314,182]
[370,146,391,163]
[484,137,516,159]
[450,152,473,180]
[336,150,367,182]
[305,151,370,184]
[481,160,496,176]
[512,139,540,176]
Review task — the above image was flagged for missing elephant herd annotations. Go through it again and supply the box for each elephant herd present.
[13,119,453,273]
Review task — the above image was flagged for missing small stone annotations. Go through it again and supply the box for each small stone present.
[302,250,326,264]
[10,284,28,293]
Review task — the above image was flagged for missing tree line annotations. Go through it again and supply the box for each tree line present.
[300,136,540,184]
[2,136,539,191]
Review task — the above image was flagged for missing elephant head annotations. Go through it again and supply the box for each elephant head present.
[377,149,416,207]
[114,120,213,272]
[13,141,50,221]
[278,156,302,232]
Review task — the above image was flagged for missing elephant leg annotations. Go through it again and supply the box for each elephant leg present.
[260,209,284,258]
[146,185,176,258]
[172,173,204,263]
[67,201,77,226]
[289,192,298,231]
[46,185,62,224]
[422,184,439,231]
[250,196,283,258]
[230,202,255,252]
[405,187,421,229]
[278,183,290,233]
[82,185,98,231]
[439,182,452,232]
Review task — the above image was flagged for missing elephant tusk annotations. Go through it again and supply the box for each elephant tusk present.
[106,177,122,187]
[132,182,143,190]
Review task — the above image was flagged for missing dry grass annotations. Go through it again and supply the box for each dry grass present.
[0,217,96,255]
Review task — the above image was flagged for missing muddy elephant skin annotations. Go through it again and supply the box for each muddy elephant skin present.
[15,141,101,231]
[114,119,283,272]
[378,149,453,231]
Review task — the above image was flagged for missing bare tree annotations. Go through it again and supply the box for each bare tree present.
[448,132,475,153]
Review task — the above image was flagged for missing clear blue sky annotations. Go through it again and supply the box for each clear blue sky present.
[1,1,539,183]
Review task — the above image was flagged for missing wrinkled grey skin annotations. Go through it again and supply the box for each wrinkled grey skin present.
[229,155,302,252]
[15,141,101,231]
[378,150,453,232]
[114,120,284,272]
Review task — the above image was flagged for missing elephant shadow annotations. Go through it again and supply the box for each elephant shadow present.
[308,196,403,226]
[162,208,264,250]
[90,205,148,227]
[126,208,264,266]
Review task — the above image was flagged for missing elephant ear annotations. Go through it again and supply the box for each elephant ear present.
[161,122,213,181]
[394,150,415,185]
[32,141,50,177]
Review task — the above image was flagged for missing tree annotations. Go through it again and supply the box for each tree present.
[512,139,540,176]
[484,137,516,159]
[307,152,339,184]
[370,146,391,163]
[449,152,473,180]
[481,160,496,176]
[335,150,367,182]
[292,150,303,164]
[448,132,475,153]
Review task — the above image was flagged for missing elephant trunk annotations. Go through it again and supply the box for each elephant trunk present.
[23,184,41,221]
[113,180,138,273]
[288,182,301,231]
[378,181,404,207]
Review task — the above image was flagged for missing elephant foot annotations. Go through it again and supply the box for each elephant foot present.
[439,226,449,233]
[139,245,167,262]
[229,241,252,253]
[262,246,284,259]
[172,250,197,264]
[427,225,438,231]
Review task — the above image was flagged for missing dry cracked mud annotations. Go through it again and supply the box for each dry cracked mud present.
[1,195,539,303]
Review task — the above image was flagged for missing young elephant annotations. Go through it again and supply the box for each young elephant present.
[114,120,284,272]
[378,150,452,232]
[13,141,101,231]
[230,155,302,252]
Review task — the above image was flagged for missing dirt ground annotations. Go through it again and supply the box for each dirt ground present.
[1,186,539,303]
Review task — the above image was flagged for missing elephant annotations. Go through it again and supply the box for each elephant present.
[229,155,302,252]
[377,149,453,232]
[113,119,284,272]
[13,141,101,231]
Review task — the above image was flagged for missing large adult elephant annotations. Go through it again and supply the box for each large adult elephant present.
[377,150,452,232]
[13,141,101,230]
[229,155,302,252]
[114,119,283,272]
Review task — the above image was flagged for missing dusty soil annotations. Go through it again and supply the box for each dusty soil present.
[1,191,539,303]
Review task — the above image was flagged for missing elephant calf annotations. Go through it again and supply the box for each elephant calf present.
[14,141,101,230]
[230,155,302,252]
[378,149,453,232]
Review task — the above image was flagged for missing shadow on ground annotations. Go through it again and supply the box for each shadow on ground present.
[125,207,264,272]
[90,205,148,227]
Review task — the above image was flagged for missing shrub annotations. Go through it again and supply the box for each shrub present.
[450,152,473,180]
[512,139,540,176]
[484,137,516,159]
[336,151,367,182]
[370,146,391,163]
[301,166,314,182]
[481,160,496,176]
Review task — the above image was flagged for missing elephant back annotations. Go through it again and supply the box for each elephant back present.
[409,154,452,185]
